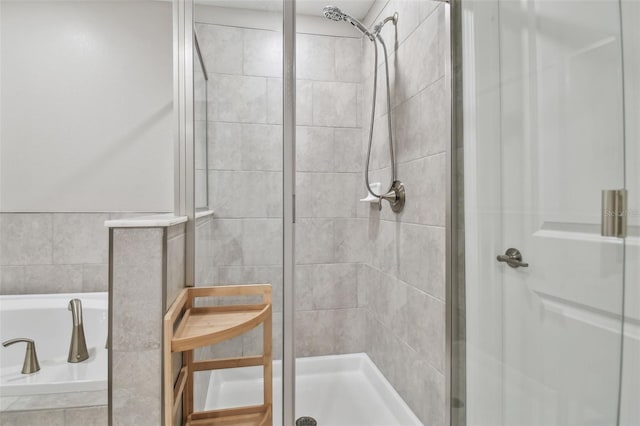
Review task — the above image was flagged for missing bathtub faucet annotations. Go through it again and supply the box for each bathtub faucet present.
[2,338,41,374]
[68,299,89,363]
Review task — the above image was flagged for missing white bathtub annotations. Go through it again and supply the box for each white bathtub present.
[0,292,108,397]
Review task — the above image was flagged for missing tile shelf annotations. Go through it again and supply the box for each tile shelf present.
[164,285,273,426]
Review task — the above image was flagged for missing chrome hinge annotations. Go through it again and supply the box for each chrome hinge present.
[601,189,627,238]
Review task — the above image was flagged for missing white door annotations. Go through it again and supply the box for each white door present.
[463,1,629,425]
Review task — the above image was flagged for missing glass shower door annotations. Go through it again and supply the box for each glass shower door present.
[463,0,627,425]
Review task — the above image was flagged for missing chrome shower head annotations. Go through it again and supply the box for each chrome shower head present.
[322,5,345,21]
[322,5,374,40]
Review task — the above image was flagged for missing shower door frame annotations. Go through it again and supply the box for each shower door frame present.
[282,1,297,425]
[448,1,465,426]
[174,0,299,423]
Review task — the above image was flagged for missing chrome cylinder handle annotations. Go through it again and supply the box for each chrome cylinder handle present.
[2,338,41,374]
[497,248,529,268]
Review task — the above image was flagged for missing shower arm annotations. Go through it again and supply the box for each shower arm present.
[373,12,399,36]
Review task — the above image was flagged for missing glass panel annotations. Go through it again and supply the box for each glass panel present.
[620,1,640,424]
[194,35,209,210]
[462,0,627,425]
[191,0,283,423]
[294,1,448,425]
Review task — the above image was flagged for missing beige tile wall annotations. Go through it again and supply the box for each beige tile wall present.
[194,3,450,424]
[359,1,448,424]
[109,223,185,426]
[0,405,108,426]
[195,21,367,360]
[0,213,158,295]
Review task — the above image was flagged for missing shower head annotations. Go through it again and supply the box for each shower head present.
[322,5,374,40]
[322,5,345,21]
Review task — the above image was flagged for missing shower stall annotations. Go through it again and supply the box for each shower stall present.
[180,0,451,425]
[171,0,640,424]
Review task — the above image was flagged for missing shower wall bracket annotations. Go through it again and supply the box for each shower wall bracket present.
[382,180,406,213]
[361,181,406,212]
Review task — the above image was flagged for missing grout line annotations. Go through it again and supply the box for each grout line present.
[367,311,445,376]
[206,71,361,86]
[364,262,445,303]
[207,119,362,131]
[207,169,361,175]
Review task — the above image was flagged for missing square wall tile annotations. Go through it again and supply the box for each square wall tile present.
[312,81,358,128]
[111,350,162,426]
[407,287,445,372]
[208,170,282,218]
[53,213,109,264]
[296,173,358,218]
[295,263,358,310]
[335,37,362,83]
[82,264,108,292]
[399,223,445,299]
[242,219,282,266]
[0,409,65,426]
[23,264,83,294]
[0,266,24,295]
[208,122,242,171]
[242,124,282,171]
[295,219,334,264]
[0,213,52,265]
[397,153,446,226]
[209,74,267,124]
[394,8,444,105]
[296,126,334,172]
[210,219,243,266]
[196,24,243,75]
[297,34,335,81]
[267,78,283,125]
[296,80,313,126]
[244,28,282,78]
[333,128,362,173]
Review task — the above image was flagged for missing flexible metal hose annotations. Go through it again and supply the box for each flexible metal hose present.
[364,32,395,198]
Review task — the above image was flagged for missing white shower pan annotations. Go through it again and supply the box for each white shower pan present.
[203,353,423,426]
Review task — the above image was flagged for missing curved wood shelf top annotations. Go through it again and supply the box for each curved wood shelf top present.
[171,304,271,352]
[164,285,273,426]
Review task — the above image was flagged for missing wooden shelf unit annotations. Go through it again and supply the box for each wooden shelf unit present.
[164,285,272,426]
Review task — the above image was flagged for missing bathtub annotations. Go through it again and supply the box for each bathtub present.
[0,292,108,397]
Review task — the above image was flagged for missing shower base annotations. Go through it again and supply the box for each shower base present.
[202,353,423,426]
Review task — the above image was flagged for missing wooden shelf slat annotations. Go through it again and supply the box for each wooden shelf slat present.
[186,405,271,426]
[172,367,188,415]
[193,355,264,371]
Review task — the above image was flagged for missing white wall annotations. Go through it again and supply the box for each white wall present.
[0,1,174,212]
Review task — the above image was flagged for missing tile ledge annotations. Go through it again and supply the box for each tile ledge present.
[104,213,188,228]
[195,209,215,219]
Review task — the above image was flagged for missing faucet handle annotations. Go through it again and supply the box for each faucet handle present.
[2,338,41,374]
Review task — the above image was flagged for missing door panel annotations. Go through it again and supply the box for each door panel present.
[499,1,625,425]
[463,0,627,425]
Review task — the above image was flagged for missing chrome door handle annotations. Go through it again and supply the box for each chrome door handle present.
[497,248,529,268]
